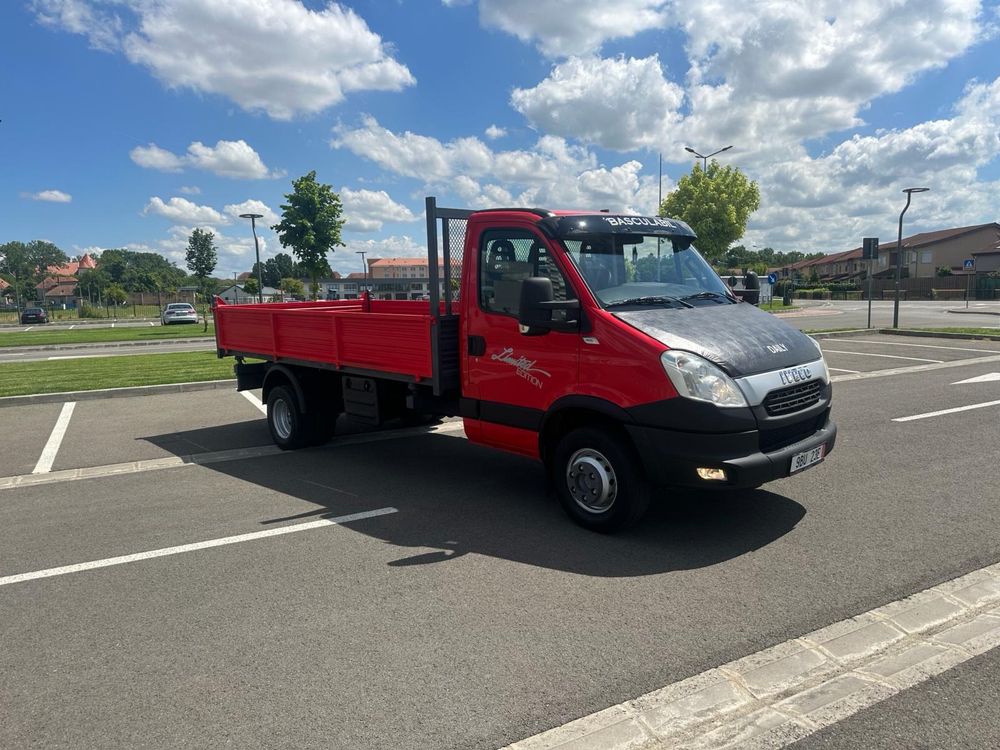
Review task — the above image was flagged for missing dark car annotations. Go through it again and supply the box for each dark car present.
[20,307,48,324]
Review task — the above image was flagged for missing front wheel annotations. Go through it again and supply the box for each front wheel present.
[552,427,650,533]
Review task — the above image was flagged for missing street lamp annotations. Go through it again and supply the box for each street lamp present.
[355,250,369,294]
[239,213,265,303]
[684,145,733,171]
[892,187,930,329]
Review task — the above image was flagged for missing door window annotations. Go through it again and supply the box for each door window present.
[479,230,573,318]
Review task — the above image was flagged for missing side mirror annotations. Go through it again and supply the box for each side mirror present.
[518,277,580,336]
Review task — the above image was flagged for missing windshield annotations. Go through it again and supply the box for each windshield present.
[560,234,733,307]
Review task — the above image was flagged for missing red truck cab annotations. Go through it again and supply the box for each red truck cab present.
[215,198,835,532]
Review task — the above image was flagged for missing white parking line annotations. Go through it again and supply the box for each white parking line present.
[503,562,1000,750]
[823,349,942,363]
[827,367,860,374]
[830,354,1000,383]
[0,507,398,588]
[241,390,267,415]
[892,399,1000,422]
[23,327,33,332]
[47,354,103,360]
[839,339,1000,354]
[69,324,76,330]
[32,402,76,474]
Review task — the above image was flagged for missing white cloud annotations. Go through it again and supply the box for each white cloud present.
[25,189,72,202]
[179,185,201,195]
[33,0,415,119]
[143,196,228,225]
[484,124,507,140]
[511,55,684,150]
[223,199,279,227]
[341,188,418,232]
[130,140,278,179]
[462,0,670,57]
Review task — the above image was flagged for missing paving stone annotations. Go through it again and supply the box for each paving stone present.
[549,717,651,750]
[881,593,965,634]
[932,613,1000,656]
[776,673,894,729]
[672,708,810,750]
[811,620,906,663]
[728,642,835,700]
[857,642,967,690]
[637,676,751,738]
[946,577,1000,609]
[502,706,632,750]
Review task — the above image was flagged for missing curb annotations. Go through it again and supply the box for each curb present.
[0,379,236,409]
[877,329,1000,342]
[2,337,213,353]
[947,308,1000,316]
[806,328,875,339]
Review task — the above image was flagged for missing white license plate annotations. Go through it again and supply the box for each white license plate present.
[790,444,825,474]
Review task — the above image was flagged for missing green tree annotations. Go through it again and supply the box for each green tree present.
[186,228,218,330]
[279,277,305,299]
[105,282,128,306]
[660,162,761,262]
[272,171,345,299]
[1,240,69,308]
[242,277,260,297]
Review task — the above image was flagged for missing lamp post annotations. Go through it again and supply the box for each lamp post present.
[239,213,265,303]
[684,144,733,171]
[892,187,930,329]
[355,250,369,294]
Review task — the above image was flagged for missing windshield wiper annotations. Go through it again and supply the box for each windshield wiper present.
[679,291,736,304]
[605,295,693,309]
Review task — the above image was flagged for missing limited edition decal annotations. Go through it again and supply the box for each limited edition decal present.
[491,347,551,389]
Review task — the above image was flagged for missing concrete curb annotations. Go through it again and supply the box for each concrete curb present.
[877,329,1000,342]
[1,337,213,353]
[806,329,876,339]
[0,379,236,408]
[947,308,1000,316]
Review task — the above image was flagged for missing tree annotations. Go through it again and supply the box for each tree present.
[186,228,218,330]
[272,171,345,299]
[279,277,305,299]
[1,240,69,308]
[105,282,128,306]
[242,277,260,297]
[659,162,760,262]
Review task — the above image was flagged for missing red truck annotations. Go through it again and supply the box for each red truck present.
[214,198,835,531]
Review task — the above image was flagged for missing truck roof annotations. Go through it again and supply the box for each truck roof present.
[469,206,697,242]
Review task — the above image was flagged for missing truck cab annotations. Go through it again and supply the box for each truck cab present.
[215,198,835,532]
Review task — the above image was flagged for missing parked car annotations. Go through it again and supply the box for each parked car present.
[161,303,198,325]
[20,307,49,324]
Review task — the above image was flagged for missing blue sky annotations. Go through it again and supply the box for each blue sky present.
[2,0,999,278]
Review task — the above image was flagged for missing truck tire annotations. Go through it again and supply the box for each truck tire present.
[267,385,310,450]
[552,426,650,533]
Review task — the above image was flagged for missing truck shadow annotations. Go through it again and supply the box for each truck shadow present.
[142,423,806,578]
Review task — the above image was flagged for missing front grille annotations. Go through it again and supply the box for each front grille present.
[763,380,822,416]
[759,412,827,453]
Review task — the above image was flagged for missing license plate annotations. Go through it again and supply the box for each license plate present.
[790,444,825,474]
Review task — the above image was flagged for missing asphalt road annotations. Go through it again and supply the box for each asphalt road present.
[777,299,1000,331]
[1,334,999,749]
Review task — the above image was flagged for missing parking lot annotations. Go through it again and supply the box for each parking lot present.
[2,333,1000,749]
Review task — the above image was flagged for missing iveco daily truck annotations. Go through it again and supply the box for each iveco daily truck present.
[214,198,835,532]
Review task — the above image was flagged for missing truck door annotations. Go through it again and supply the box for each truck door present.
[463,226,580,457]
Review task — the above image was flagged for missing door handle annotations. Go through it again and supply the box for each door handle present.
[468,335,486,356]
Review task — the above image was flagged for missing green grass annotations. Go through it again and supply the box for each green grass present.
[0,351,236,397]
[762,300,798,311]
[908,327,1000,336]
[0,323,214,348]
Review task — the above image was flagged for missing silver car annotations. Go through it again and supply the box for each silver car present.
[161,303,199,325]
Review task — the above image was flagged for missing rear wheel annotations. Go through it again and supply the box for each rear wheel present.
[267,385,310,450]
[552,426,650,533]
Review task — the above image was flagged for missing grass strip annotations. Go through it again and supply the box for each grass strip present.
[0,324,214,348]
[911,327,1000,336]
[0,351,235,397]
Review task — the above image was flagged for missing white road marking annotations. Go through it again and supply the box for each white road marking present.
[827,367,860,374]
[0,421,466,490]
[838,339,1000,354]
[502,561,1000,750]
[241,390,267,415]
[830,354,1000,383]
[23,327,33,332]
[0,507,398,588]
[823,349,942,363]
[32,402,76,474]
[892,399,1000,422]
[69,324,76,329]
[148,322,155,326]
[47,354,103,360]
[952,373,1000,384]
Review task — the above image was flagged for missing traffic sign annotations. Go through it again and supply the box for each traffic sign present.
[767,272,777,284]
[862,237,879,260]
[963,258,975,271]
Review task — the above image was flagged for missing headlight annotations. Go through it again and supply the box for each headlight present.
[660,350,748,408]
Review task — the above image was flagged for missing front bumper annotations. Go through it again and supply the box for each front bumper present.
[625,417,837,489]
